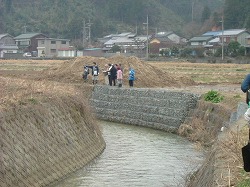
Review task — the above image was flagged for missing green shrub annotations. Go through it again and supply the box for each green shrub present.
[204,90,224,103]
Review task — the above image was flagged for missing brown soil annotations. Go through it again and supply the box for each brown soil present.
[36,55,196,87]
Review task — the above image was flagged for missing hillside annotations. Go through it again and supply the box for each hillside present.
[0,0,225,40]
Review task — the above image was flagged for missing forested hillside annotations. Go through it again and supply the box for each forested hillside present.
[0,0,249,43]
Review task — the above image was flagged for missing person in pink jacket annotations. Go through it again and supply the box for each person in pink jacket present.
[116,67,123,87]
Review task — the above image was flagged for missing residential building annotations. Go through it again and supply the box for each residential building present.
[154,31,186,44]
[0,33,18,58]
[246,36,250,55]
[14,33,48,55]
[149,31,186,55]
[102,32,149,53]
[150,37,175,54]
[37,38,70,57]
[203,29,250,47]
[188,35,215,47]
[202,29,250,55]
[217,29,250,46]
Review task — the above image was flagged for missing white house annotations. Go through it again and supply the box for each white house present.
[37,38,70,57]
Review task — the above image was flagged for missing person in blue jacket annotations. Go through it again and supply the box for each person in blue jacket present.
[128,67,135,87]
[241,74,250,104]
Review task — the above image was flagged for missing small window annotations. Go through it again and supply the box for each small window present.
[61,41,66,44]
[41,40,45,44]
[51,41,56,44]
[50,49,56,53]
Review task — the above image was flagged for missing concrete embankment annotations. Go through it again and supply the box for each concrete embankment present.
[0,95,106,187]
[90,85,200,132]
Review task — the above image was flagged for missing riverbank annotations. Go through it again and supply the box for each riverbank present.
[0,79,106,187]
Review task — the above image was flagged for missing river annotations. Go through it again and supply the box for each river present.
[52,121,203,187]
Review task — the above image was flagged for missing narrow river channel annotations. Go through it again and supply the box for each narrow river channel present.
[52,121,203,187]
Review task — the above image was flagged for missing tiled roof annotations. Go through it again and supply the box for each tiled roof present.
[218,29,247,36]
[203,29,247,36]
[104,36,148,45]
[14,33,46,39]
[155,31,173,37]
[203,31,221,36]
[37,38,70,41]
[0,45,18,49]
[153,37,173,43]
[208,37,220,43]
[0,33,10,39]
[189,36,214,42]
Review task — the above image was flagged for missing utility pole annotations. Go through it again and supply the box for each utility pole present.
[191,0,195,22]
[221,16,224,61]
[82,20,86,48]
[143,15,149,60]
[86,19,93,46]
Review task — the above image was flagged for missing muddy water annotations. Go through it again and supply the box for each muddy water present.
[52,121,203,187]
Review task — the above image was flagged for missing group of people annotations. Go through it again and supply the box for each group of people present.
[103,63,135,87]
[82,62,136,87]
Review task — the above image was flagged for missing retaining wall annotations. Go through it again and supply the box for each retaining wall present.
[0,96,106,187]
[91,85,200,132]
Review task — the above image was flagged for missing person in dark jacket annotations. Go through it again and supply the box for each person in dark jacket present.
[87,62,99,84]
[241,74,250,93]
[82,66,89,81]
[109,64,117,86]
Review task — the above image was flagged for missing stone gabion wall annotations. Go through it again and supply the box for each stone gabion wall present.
[91,85,200,132]
[0,97,106,187]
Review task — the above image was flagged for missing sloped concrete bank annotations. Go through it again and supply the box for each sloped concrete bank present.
[90,85,200,133]
[0,95,106,187]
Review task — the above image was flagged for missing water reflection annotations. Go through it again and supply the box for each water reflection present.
[52,121,203,187]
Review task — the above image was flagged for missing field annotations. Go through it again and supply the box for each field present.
[0,57,247,108]
[150,61,250,84]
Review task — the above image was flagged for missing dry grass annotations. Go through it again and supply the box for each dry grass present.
[149,61,250,84]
